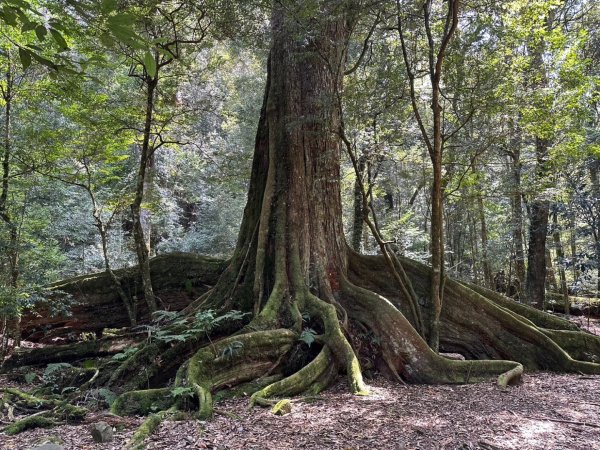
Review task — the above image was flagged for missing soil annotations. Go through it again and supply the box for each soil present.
[1,371,599,450]
[1,319,599,450]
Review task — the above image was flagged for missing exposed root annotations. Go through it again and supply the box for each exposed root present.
[111,388,173,416]
[304,294,368,395]
[250,347,338,406]
[111,329,296,419]
[128,406,177,450]
[462,281,580,331]
[2,414,56,435]
[340,277,532,385]
[184,329,295,417]
[1,333,145,371]
[1,388,87,435]
[540,329,600,363]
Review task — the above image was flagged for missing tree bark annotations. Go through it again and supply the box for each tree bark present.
[508,144,526,295]
[526,195,550,308]
[351,156,366,252]
[552,209,569,313]
[0,58,21,353]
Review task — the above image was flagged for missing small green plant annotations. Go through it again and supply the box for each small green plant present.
[216,341,243,361]
[151,310,182,324]
[98,388,117,406]
[299,328,317,347]
[147,309,251,344]
[169,386,194,399]
[43,363,73,381]
[112,346,138,361]
[24,372,37,384]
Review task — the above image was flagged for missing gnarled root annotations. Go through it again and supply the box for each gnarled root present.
[250,347,338,406]
[1,388,87,435]
[111,329,296,418]
[340,277,525,385]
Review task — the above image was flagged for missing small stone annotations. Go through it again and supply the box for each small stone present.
[90,421,114,443]
[271,399,292,416]
[31,444,65,450]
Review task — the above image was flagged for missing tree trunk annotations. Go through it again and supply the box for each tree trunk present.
[477,189,493,289]
[526,190,550,309]
[0,59,21,353]
[508,144,526,295]
[552,210,569,313]
[590,157,600,299]
[351,156,366,252]
[131,76,159,314]
[545,247,557,292]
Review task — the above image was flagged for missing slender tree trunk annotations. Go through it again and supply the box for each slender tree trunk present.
[590,158,600,299]
[98,223,137,325]
[477,190,492,288]
[131,76,159,313]
[569,215,578,285]
[552,210,569,313]
[351,156,366,252]
[0,61,21,351]
[508,147,526,295]
[545,247,557,292]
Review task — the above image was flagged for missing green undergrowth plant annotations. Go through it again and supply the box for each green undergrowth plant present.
[145,309,251,344]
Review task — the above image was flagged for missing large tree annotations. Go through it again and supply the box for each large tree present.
[4,0,600,443]
[105,0,600,417]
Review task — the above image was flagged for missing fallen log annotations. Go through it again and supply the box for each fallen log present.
[1,332,146,370]
[21,253,227,342]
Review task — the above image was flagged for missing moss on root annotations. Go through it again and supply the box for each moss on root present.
[110,388,173,416]
[3,415,56,435]
[271,399,292,415]
[1,388,88,435]
[128,407,176,450]
[251,347,337,406]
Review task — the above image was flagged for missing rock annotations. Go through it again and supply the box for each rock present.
[271,399,292,416]
[31,444,65,450]
[90,421,114,443]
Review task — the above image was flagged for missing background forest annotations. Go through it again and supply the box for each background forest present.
[0,0,599,340]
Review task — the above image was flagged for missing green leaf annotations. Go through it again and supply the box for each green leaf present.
[299,328,317,347]
[144,51,157,78]
[99,31,115,48]
[101,0,118,13]
[0,7,18,26]
[50,28,69,50]
[35,24,47,41]
[30,52,57,70]
[18,47,31,70]
[21,20,37,32]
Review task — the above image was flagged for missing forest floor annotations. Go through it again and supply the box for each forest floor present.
[1,318,599,450]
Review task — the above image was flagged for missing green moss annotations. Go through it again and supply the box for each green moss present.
[3,415,55,435]
[213,375,283,402]
[129,409,173,450]
[111,388,173,416]
[271,399,292,416]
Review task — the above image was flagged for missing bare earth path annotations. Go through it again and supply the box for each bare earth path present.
[2,372,599,450]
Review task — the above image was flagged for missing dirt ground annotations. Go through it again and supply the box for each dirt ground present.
[1,371,599,450]
[2,316,599,450]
